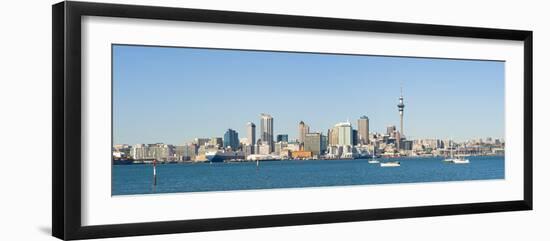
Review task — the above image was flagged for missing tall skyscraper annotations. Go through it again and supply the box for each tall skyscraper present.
[223,129,239,150]
[260,113,274,152]
[330,126,339,146]
[327,129,333,146]
[298,121,310,144]
[246,122,256,146]
[398,85,405,137]
[357,116,370,145]
[335,122,353,146]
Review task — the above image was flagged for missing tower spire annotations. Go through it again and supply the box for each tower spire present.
[397,83,405,140]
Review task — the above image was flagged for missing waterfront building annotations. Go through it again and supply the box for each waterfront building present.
[320,134,328,153]
[276,134,289,143]
[243,144,254,157]
[291,150,313,159]
[175,144,196,161]
[279,149,292,159]
[274,141,287,155]
[352,129,358,146]
[260,113,274,152]
[330,126,339,146]
[327,129,333,146]
[402,140,413,151]
[304,132,322,156]
[335,122,353,146]
[113,144,132,157]
[246,122,256,146]
[414,139,443,150]
[396,131,401,150]
[258,143,271,155]
[223,129,239,150]
[326,145,341,159]
[298,121,309,144]
[131,143,175,161]
[194,138,210,147]
[357,116,370,145]
[386,125,396,137]
[285,142,301,152]
[209,137,223,148]
[341,145,355,158]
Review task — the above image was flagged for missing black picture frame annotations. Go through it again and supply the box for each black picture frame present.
[52,1,533,240]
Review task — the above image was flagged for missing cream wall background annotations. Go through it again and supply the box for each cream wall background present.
[0,0,547,240]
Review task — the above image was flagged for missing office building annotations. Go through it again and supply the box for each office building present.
[223,129,239,150]
[209,137,223,148]
[304,132,322,156]
[131,143,175,161]
[335,122,353,146]
[193,138,210,147]
[260,113,274,152]
[329,127,339,146]
[387,125,396,136]
[357,116,370,145]
[246,122,256,146]
[298,121,309,144]
[276,134,289,143]
[175,144,196,161]
[352,129,358,146]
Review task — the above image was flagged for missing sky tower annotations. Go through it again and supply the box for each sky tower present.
[397,85,405,137]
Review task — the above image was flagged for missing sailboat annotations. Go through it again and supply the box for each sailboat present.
[443,140,469,164]
[368,147,379,164]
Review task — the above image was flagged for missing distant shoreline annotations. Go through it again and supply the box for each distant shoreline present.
[114,154,505,165]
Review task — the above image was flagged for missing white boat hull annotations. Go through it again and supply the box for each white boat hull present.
[380,162,400,167]
[443,158,469,164]
[452,159,470,164]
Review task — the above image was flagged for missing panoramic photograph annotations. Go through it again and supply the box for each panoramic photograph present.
[111,44,505,196]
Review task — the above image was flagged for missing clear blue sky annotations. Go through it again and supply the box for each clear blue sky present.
[113,45,504,145]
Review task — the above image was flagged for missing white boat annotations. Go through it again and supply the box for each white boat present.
[452,157,470,164]
[380,161,400,167]
[443,140,469,164]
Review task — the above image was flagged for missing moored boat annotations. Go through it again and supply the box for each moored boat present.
[380,161,400,167]
[368,149,380,164]
[443,140,469,164]
[452,158,470,164]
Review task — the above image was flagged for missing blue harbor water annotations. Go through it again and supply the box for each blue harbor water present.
[112,156,504,195]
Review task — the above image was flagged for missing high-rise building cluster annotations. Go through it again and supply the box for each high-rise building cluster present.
[114,86,505,162]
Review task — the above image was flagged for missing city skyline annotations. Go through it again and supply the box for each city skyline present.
[113,45,505,145]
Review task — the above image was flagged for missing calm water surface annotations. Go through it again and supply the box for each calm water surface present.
[112,156,504,195]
